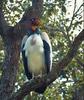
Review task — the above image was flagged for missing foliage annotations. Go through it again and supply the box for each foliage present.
[3,0,31,25]
[0,0,84,100]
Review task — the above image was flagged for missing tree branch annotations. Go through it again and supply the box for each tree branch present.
[67,2,84,32]
[9,29,84,100]
[0,1,9,37]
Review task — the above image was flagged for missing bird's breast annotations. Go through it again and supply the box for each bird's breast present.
[24,34,45,75]
[30,35,36,45]
[28,50,45,74]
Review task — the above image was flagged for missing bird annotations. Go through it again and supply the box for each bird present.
[21,18,52,94]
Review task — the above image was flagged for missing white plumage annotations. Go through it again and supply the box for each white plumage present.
[24,34,45,75]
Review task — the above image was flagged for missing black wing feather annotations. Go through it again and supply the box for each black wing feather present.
[21,44,32,80]
[43,40,51,74]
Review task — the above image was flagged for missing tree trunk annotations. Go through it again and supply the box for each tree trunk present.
[0,35,20,100]
[72,86,84,100]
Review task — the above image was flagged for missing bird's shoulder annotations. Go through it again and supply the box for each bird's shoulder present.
[41,32,51,47]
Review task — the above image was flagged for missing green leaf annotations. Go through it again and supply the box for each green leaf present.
[9,0,14,3]
[62,6,66,13]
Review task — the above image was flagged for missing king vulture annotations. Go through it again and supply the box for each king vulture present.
[21,28,52,94]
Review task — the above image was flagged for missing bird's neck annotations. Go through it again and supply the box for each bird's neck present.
[27,28,41,36]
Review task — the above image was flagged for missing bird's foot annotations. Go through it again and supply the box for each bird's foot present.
[33,75,42,80]
[32,75,43,83]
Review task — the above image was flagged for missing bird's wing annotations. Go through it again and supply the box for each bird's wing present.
[21,35,32,80]
[41,32,52,74]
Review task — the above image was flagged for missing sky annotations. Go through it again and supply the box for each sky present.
[66,0,83,17]
[66,0,84,28]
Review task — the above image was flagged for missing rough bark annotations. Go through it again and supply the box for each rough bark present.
[72,85,84,100]
[0,35,20,100]
[0,7,9,36]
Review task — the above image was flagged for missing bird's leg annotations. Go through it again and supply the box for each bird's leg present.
[32,71,43,82]
[38,71,43,78]
[32,73,39,80]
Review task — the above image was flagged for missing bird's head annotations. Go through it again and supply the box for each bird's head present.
[30,17,41,32]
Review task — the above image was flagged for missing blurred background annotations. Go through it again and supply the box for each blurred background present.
[0,0,84,100]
